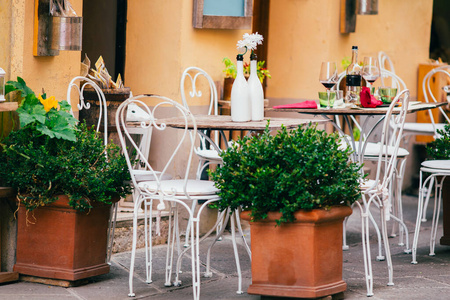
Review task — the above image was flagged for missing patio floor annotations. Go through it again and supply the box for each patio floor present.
[1,194,450,299]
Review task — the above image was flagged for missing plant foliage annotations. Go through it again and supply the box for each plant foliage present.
[0,78,131,212]
[210,123,361,224]
[426,124,450,160]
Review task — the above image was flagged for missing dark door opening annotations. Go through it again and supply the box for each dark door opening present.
[429,0,450,62]
[82,0,127,82]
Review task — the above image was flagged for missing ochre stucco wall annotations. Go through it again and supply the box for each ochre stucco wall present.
[1,0,82,102]
[267,0,433,102]
[125,0,433,106]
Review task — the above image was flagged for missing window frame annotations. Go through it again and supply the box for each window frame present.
[193,0,253,29]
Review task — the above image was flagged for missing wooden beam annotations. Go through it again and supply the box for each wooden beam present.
[0,272,19,284]
[340,0,357,34]
[0,102,18,112]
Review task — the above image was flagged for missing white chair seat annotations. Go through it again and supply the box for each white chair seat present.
[421,160,450,171]
[403,122,445,134]
[132,170,172,182]
[138,179,219,196]
[360,179,377,191]
[340,140,409,157]
[360,142,409,157]
[196,149,222,161]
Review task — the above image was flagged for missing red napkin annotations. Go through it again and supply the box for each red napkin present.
[273,100,317,109]
[360,86,383,108]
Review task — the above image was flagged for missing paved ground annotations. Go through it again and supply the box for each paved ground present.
[1,194,450,299]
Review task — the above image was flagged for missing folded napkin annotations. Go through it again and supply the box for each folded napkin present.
[360,86,383,108]
[273,100,317,109]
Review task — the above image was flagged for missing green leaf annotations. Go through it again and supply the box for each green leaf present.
[6,77,35,98]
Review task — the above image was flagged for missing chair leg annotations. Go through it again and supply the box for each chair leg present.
[184,200,198,248]
[412,171,428,264]
[143,199,153,284]
[164,204,177,287]
[368,211,385,261]
[192,212,202,300]
[342,215,350,250]
[230,211,243,294]
[128,195,144,297]
[234,209,251,260]
[204,210,229,278]
[358,202,374,297]
[380,203,394,287]
[106,202,118,264]
[422,177,435,222]
[430,176,445,256]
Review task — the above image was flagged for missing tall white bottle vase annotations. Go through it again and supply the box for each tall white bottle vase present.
[231,54,251,122]
[248,54,264,121]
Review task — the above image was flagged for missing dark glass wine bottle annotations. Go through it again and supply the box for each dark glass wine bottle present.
[345,46,362,105]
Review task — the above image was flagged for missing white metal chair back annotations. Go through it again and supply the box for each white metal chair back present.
[378,52,396,87]
[372,89,410,193]
[180,67,219,150]
[422,65,450,131]
[116,94,197,205]
[66,76,108,146]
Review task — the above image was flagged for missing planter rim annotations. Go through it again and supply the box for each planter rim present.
[17,194,118,210]
[240,205,352,224]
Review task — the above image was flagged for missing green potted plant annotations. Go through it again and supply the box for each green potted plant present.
[0,78,131,282]
[210,123,361,299]
[222,57,271,100]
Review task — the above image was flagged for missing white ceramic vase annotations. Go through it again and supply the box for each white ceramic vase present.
[248,54,264,121]
[231,54,251,122]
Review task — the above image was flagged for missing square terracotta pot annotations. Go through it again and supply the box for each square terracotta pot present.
[14,195,110,281]
[241,206,352,298]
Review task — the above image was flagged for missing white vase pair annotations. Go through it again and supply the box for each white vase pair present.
[230,54,264,122]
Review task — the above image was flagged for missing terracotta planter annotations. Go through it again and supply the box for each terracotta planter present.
[14,195,111,281]
[241,206,352,299]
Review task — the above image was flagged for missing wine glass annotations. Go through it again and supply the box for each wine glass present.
[319,62,338,109]
[361,57,380,91]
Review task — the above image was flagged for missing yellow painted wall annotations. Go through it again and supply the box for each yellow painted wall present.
[1,0,82,102]
[267,0,433,101]
[126,0,249,105]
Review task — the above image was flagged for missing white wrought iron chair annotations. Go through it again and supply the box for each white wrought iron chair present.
[411,67,450,264]
[356,89,410,296]
[338,71,411,256]
[412,66,450,222]
[116,95,243,299]
[180,67,223,247]
[66,76,118,263]
[378,51,396,88]
[67,78,156,264]
[180,66,222,179]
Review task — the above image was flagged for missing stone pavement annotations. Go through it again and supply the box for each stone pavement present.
[1,194,450,299]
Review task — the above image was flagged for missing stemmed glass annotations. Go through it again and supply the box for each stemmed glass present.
[319,62,338,109]
[361,57,380,91]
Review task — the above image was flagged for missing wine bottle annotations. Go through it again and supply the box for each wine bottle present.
[231,54,251,122]
[248,52,264,121]
[345,46,362,106]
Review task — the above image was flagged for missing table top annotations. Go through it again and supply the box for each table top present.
[156,115,328,130]
[267,101,447,115]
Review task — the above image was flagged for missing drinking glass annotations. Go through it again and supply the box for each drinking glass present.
[361,57,380,91]
[319,62,338,109]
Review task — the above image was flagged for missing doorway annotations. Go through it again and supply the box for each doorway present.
[429,0,450,63]
[82,0,127,81]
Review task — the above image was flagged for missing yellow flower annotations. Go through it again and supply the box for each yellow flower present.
[38,95,58,112]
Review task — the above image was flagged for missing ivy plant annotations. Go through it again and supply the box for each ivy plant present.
[210,123,362,224]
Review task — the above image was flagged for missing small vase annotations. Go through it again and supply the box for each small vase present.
[248,53,264,121]
[231,54,251,122]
